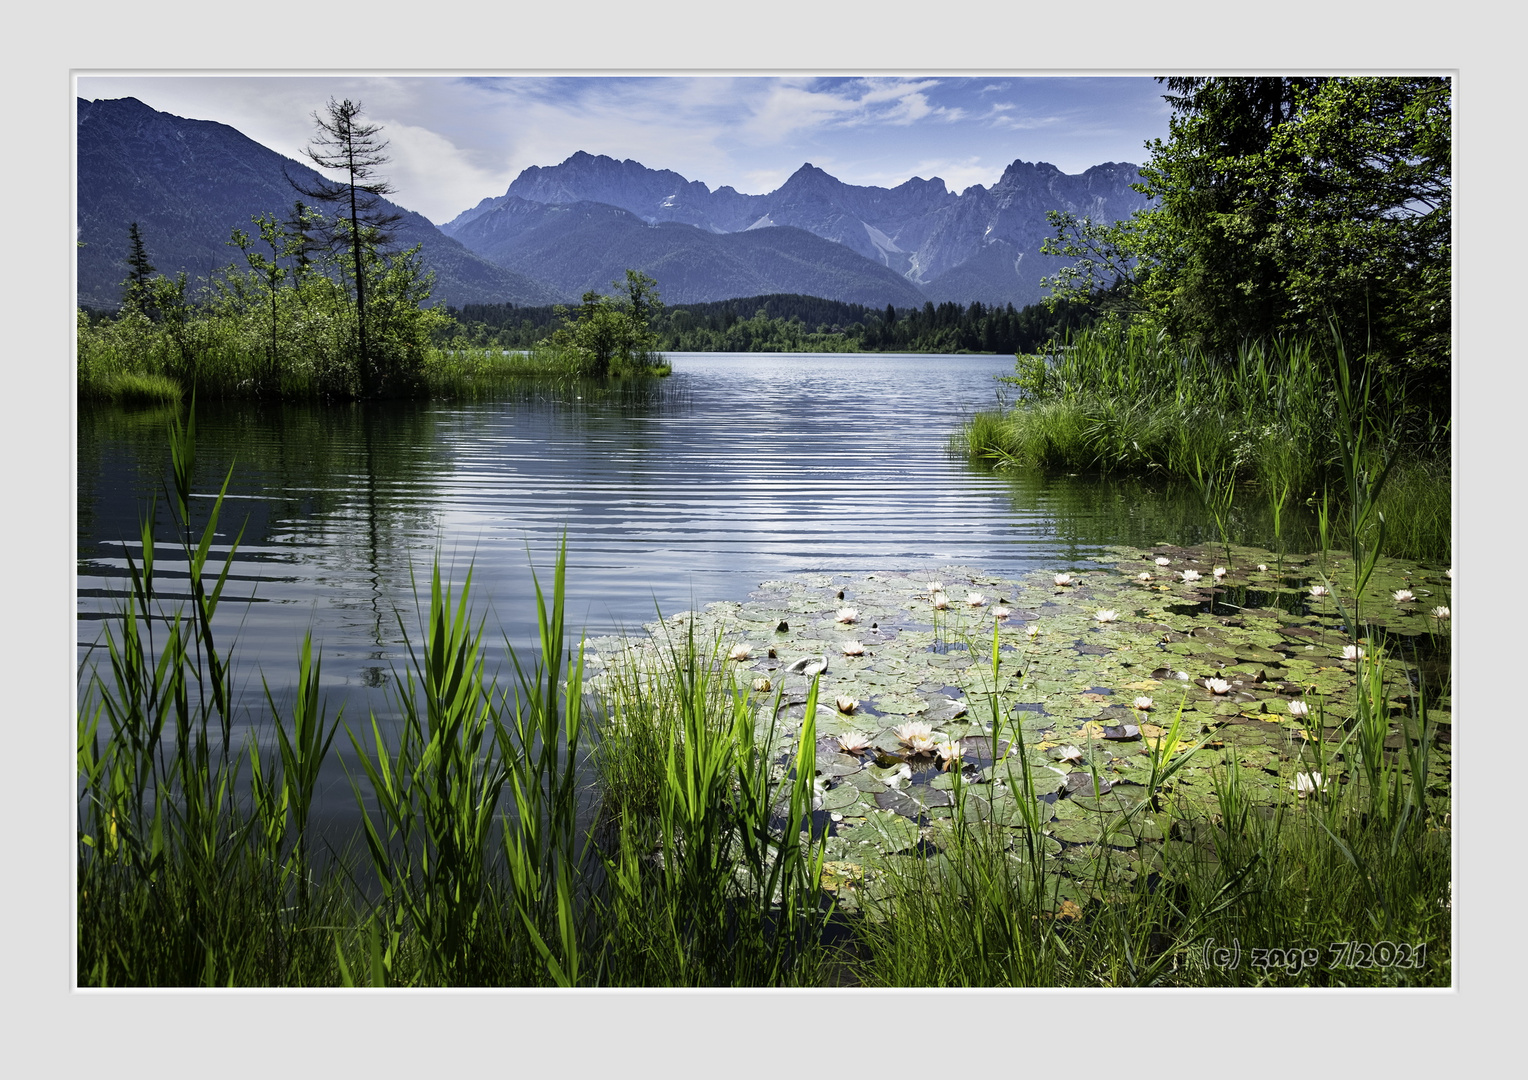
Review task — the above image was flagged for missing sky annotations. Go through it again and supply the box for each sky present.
[76,75,1174,226]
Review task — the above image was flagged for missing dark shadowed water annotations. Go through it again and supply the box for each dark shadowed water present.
[78,351,1299,829]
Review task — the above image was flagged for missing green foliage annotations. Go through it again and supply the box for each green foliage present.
[78,216,454,401]
[452,292,1101,355]
[79,103,510,402]
[1041,77,1450,406]
[542,270,668,377]
[958,324,1450,562]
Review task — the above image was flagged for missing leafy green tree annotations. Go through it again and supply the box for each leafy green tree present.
[1039,211,1145,312]
[1246,78,1450,382]
[360,242,448,393]
[229,213,307,380]
[546,271,667,376]
[290,98,403,395]
[1041,76,1450,396]
[617,269,664,365]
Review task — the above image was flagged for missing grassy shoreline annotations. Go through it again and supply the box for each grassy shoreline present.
[77,331,671,405]
[956,326,1450,564]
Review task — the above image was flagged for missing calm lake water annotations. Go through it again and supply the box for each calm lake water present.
[78,351,1293,823]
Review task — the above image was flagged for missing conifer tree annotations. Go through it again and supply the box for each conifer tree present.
[122,222,156,311]
[289,98,402,395]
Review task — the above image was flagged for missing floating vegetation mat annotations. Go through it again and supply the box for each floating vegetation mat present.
[587,543,1452,915]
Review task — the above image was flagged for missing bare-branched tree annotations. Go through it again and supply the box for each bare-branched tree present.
[288,98,401,395]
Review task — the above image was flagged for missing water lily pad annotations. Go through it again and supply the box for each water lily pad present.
[923,695,970,722]
[818,782,866,812]
[847,768,892,793]
[867,760,913,786]
[872,693,932,715]
[1049,818,1104,844]
[867,788,922,824]
[1063,772,1113,797]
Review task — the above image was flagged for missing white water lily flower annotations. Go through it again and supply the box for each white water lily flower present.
[835,695,860,714]
[1257,564,1268,572]
[751,677,772,693]
[1213,567,1227,579]
[727,643,751,661]
[1290,772,1328,797]
[1310,584,1330,598]
[1094,609,1119,623]
[1205,677,1231,695]
[1054,573,1074,586]
[1431,605,1451,620]
[1175,671,1191,681]
[1155,557,1171,567]
[1288,700,1310,718]
[935,738,964,762]
[967,592,986,607]
[907,733,939,755]
[1138,571,1153,581]
[1026,623,1040,638]
[1181,569,1202,582]
[1055,745,1085,764]
[930,591,950,610]
[894,721,935,748]
[835,607,859,624]
[837,730,871,753]
[927,581,944,594]
[1392,589,1415,603]
[992,605,1012,620]
[1342,644,1365,661]
[1133,696,1154,711]
[1445,568,1453,579]
[841,640,866,656]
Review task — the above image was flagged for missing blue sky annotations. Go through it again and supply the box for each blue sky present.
[76,75,1173,225]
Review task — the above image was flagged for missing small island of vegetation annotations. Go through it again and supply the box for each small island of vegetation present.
[76,99,670,405]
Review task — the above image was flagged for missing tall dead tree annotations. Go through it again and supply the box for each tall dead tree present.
[289,98,401,395]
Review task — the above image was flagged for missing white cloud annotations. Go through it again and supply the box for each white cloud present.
[737,77,961,141]
[75,74,1168,219]
[988,112,1063,132]
[379,123,506,225]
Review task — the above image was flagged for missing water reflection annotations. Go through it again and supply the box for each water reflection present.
[997,469,1323,557]
[79,352,1307,827]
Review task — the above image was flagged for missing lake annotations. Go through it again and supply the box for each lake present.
[77,351,1292,824]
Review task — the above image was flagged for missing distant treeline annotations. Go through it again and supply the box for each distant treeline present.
[447,292,1104,355]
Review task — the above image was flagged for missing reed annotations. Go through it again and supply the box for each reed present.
[848,620,1449,988]
[587,617,832,985]
[958,324,1450,562]
[77,307,670,404]
[78,397,353,985]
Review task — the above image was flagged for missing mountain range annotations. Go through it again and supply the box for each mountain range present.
[76,97,561,311]
[77,98,1151,312]
[445,151,1149,308]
